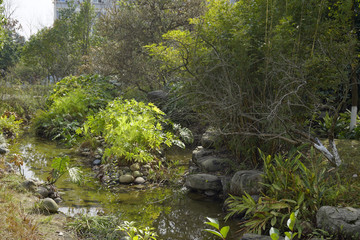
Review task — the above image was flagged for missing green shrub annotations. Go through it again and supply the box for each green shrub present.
[0,114,23,139]
[48,74,116,105]
[84,98,184,164]
[117,221,158,240]
[313,110,360,140]
[225,148,328,236]
[33,75,117,145]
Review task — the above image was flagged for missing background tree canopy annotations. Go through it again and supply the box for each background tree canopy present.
[147,0,359,162]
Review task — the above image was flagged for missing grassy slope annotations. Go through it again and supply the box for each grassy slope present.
[0,168,76,240]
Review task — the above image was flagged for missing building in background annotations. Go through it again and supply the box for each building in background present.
[54,0,112,20]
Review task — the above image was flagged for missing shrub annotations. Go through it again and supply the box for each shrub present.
[47,74,116,105]
[0,114,23,139]
[33,75,117,145]
[225,148,328,236]
[313,110,360,140]
[83,98,184,164]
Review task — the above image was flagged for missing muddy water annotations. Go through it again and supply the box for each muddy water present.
[10,134,238,239]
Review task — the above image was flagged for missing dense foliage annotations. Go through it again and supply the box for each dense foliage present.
[147,0,358,162]
[0,114,22,139]
[225,148,328,236]
[33,75,116,144]
[84,98,183,164]
[91,0,205,91]
[18,0,96,82]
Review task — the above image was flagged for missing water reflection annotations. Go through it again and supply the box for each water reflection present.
[10,133,238,240]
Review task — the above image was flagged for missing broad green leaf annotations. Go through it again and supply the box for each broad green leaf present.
[287,212,296,231]
[204,221,219,230]
[204,229,223,238]
[220,226,230,238]
[206,217,220,226]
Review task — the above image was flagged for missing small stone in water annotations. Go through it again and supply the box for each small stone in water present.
[133,171,142,178]
[93,159,101,165]
[134,177,146,184]
[130,163,140,171]
[204,190,216,197]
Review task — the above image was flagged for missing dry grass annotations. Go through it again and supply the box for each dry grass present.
[0,173,41,239]
[0,158,75,240]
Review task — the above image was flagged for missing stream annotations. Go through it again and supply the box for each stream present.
[10,133,238,239]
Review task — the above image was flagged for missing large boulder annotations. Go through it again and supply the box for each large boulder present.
[192,146,214,164]
[197,156,230,172]
[119,174,135,184]
[317,206,360,238]
[40,198,59,213]
[185,174,222,191]
[37,186,50,198]
[230,170,263,196]
[200,128,221,149]
[21,179,38,192]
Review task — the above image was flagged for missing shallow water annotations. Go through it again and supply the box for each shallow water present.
[10,133,238,239]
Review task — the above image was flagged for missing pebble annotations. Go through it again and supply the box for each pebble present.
[93,159,101,166]
[134,177,146,184]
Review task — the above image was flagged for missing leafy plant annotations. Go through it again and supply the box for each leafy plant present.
[270,211,298,240]
[0,114,22,139]
[47,156,83,185]
[313,111,360,139]
[225,193,293,235]
[225,148,328,236]
[83,98,184,164]
[117,221,158,240]
[260,148,327,222]
[33,75,116,145]
[204,217,230,240]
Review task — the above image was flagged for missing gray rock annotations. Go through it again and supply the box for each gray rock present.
[197,156,229,172]
[189,166,200,174]
[192,146,214,164]
[201,128,221,149]
[132,171,142,178]
[93,159,101,165]
[130,163,140,171]
[119,174,135,184]
[54,197,62,204]
[185,174,222,191]
[316,206,360,238]
[40,198,59,213]
[36,186,50,198]
[22,180,37,192]
[230,170,263,196]
[134,177,146,184]
[0,143,9,154]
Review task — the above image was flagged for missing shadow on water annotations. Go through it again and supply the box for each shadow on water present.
[10,133,240,240]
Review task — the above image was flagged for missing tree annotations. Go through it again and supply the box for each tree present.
[91,0,205,92]
[147,0,358,165]
[20,0,96,82]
